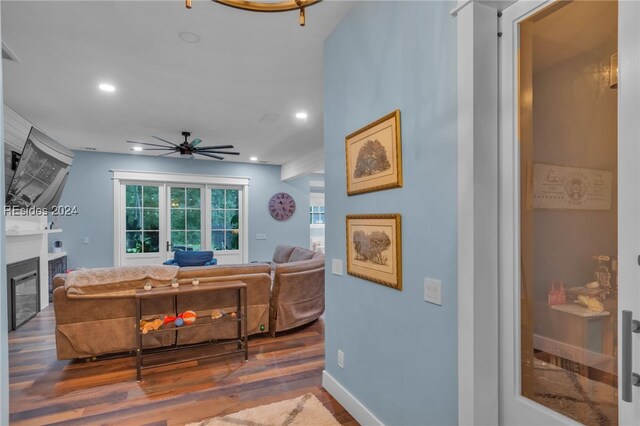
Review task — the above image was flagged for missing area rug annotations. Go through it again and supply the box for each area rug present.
[186,393,341,426]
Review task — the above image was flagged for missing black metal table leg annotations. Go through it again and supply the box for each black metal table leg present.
[243,287,248,361]
[136,298,142,382]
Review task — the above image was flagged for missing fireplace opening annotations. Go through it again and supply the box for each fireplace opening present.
[7,258,40,331]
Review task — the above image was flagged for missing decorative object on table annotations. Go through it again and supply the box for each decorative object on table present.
[526,162,612,210]
[593,254,617,296]
[345,110,402,196]
[140,318,163,334]
[171,278,179,288]
[269,192,296,221]
[51,240,63,253]
[164,250,217,267]
[126,131,240,160]
[144,282,152,291]
[345,214,402,290]
[211,309,226,319]
[547,280,566,305]
[186,0,323,27]
[192,278,200,286]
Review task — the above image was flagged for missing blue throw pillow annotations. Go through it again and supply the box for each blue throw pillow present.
[174,250,214,267]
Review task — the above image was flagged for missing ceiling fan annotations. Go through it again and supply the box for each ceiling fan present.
[126,131,240,160]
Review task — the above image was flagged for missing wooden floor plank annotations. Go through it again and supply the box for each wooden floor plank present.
[9,307,357,426]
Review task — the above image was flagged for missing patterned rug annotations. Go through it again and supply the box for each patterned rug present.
[186,393,341,426]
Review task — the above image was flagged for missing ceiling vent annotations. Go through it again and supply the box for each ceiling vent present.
[2,42,20,62]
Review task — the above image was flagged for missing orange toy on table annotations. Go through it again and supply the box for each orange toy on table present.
[163,310,197,327]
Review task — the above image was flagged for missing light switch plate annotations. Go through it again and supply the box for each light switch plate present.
[424,278,442,305]
[255,233,267,240]
[83,237,90,244]
[337,350,345,369]
[331,259,343,276]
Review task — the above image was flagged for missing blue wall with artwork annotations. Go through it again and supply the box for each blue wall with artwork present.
[55,151,310,268]
[323,1,458,424]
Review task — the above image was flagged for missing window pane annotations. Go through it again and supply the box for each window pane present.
[143,209,159,230]
[143,186,159,208]
[226,230,239,250]
[171,209,185,230]
[143,232,159,253]
[171,231,186,251]
[126,231,142,253]
[226,209,239,229]
[126,208,142,230]
[126,185,142,208]
[212,210,225,229]
[171,188,185,208]
[226,190,239,209]
[211,189,225,209]
[186,209,201,230]
[186,231,201,251]
[211,230,225,250]
[186,188,201,208]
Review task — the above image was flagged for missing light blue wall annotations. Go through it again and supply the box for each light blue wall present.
[55,151,310,268]
[323,2,458,425]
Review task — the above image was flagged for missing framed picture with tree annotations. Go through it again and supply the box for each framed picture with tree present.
[346,214,402,290]
[345,110,402,196]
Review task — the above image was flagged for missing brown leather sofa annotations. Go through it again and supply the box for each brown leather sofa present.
[52,263,272,360]
[268,245,325,336]
[52,246,325,360]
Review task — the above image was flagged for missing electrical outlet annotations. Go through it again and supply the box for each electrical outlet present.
[337,349,344,369]
[424,278,442,305]
[255,233,267,240]
[332,259,343,276]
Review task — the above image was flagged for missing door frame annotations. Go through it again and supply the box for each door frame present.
[454,0,640,424]
[112,170,250,266]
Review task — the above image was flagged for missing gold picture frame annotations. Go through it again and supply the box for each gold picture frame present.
[345,110,402,196]
[346,214,402,291]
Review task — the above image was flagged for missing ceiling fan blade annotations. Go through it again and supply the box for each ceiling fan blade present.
[131,148,176,151]
[151,136,180,147]
[190,138,202,147]
[196,145,234,150]
[197,149,240,155]
[197,152,225,160]
[159,151,176,157]
[126,141,173,148]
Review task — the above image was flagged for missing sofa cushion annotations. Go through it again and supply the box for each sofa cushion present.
[288,247,315,262]
[272,245,296,263]
[173,250,214,267]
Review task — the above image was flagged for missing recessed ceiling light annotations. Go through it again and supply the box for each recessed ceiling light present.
[132,146,143,152]
[98,83,116,93]
[295,111,308,120]
[250,156,258,162]
[178,31,201,44]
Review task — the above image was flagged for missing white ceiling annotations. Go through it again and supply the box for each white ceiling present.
[1,0,353,165]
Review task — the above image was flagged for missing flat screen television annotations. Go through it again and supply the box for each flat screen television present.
[6,127,74,211]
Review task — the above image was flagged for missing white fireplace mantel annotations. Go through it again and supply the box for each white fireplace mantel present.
[5,215,57,309]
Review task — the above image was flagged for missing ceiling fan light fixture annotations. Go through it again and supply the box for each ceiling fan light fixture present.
[187,0,323,26]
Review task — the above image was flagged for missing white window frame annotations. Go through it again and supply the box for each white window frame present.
[112,170,249,266]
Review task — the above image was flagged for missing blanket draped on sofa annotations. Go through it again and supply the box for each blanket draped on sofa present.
[65,265,179,298]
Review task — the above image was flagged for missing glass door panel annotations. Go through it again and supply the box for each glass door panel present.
[125,185,160,254]
[169,186,203,252]
[210,188,239,251]
[519,1,618,424]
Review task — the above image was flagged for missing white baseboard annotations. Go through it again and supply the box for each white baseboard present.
[322,370,384,426]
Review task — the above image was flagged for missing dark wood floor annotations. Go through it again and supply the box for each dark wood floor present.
[9,307,358,426]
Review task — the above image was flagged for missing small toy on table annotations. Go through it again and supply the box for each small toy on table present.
[163,310,197,327]
[140,318,163,334]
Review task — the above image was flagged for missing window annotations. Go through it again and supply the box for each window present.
[125,185,159,253]
[310,205,325,224]
[211,189,240,250]
[170,187,202,251]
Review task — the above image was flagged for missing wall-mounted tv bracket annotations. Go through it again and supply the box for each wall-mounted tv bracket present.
[11,151,21,171]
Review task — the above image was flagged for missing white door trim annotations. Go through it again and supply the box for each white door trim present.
[452,1,500,424]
